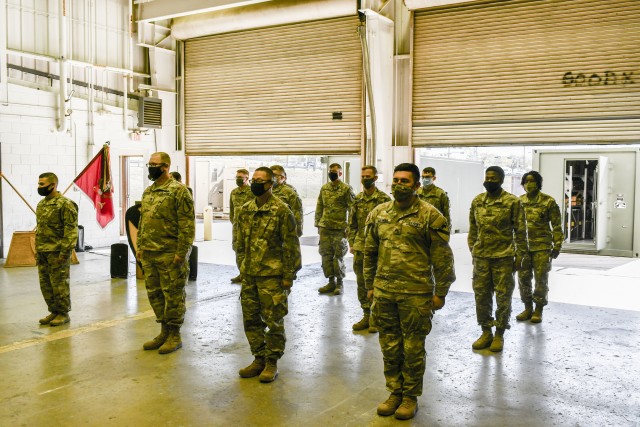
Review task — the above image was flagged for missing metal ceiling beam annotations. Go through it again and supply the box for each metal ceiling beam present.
[137,0,273,22]
[171,0,356,40]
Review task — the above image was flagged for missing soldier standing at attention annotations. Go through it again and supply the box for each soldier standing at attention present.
[348,165,390,333]
[270,165,304,237]
[35,172,78,326]
[138,152,195,354]
[468,166,528,353]
[169,171,193,196]
[364,163,455,420]
[236,167,301,383]
[416,167,451,225]
[316,163,355,296]
[516,171,563,323]
[229,168,252,284]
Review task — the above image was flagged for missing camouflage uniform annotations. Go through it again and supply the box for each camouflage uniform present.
[230,185,254,225]
[273,183,304,237]
[138,179,195,327]
[417,184,451,225]
[468,190,528,330]
[364,199,455,397]
[348,187,390,315]
[35,195,78,314]
[518,192,563,307]
[315,181,355,280]
[235,195,301,360]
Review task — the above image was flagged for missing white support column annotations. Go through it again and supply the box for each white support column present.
[362,10,395,193]
[0,0,8,104]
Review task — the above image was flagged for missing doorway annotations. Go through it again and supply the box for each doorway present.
[563,158,607,250]
[120,156,146,236]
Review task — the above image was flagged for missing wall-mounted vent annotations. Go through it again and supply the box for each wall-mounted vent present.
[138,97,162,129]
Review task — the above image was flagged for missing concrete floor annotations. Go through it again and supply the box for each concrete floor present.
[1,224,639,426]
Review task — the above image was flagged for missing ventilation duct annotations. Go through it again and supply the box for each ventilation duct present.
[138,97,163,129]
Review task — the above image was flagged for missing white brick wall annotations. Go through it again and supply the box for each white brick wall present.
[1,83,179,258]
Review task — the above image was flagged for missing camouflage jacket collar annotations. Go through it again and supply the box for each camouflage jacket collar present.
[521,191,543,204]
[481,189,508,205]
[385,197,421,220]
[246,194,276,212]
[360,187,386,200]
[421,183,436,194]
[150,179,173,191]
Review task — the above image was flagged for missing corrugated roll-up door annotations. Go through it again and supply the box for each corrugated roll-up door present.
[184,16,363,156]
[412,0,640,146]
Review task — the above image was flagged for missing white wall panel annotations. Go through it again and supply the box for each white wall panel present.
[6,0,142,71]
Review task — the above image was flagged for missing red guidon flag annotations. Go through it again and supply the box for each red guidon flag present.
[74,144,114,228]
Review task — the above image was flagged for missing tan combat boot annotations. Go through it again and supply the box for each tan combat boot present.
[516,303,533,321]
[368,313,378,333]
[158,326,183,354]
[333,280,343,295]
[490,328,505,352]
[472,327,493,350]
[394,396,418,420]
[238,357,266,378]
[230,274,242,284]
[530,304,543,323]
[39,312,57,325]
[49,313,70,326]
[259,359,278,383]
[318,281,336,294]
[352,314,369,331]
[143,323,169,350]
[377,393,403,416]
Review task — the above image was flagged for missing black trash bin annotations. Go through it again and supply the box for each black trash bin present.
[75,225,85,252]
[110,243,129,278]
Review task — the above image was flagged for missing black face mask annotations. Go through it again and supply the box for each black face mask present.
[38,185,54,197]
[251,182,268,197]
[148,166,164,181]
[362,178,376,189]
[483,181,502,193]
[236,178,245,187]
[328,172,339,182]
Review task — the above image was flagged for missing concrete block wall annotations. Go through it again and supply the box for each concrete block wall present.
[0,83,179,257]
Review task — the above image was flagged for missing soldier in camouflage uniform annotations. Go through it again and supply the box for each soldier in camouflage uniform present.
[516,171,563,324]
[138,152,195,354]
[364,163,455,420]
[468,166,529,353]
[270,165,304,237]
[236,167,301,383]
[315,163,355,295]
[229,168,253,283]
[417,166,451,225]
[35,172,78,327]
[348,165,390,333]
[170,171,193,196]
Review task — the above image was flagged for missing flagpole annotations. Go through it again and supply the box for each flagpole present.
[0,172,37,215]
[61,181,74,196]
